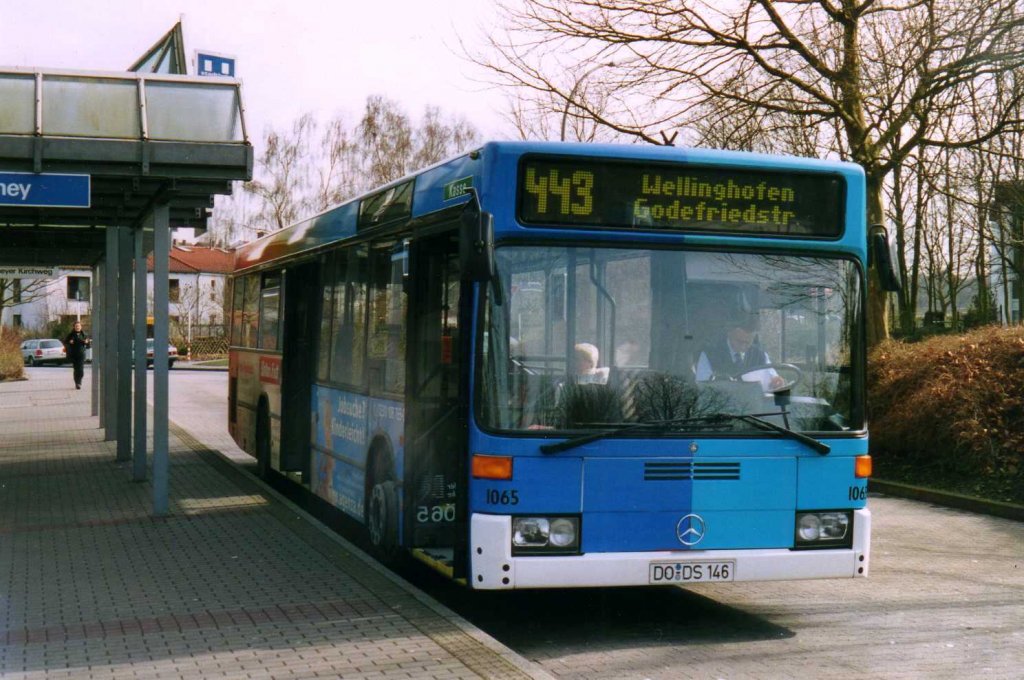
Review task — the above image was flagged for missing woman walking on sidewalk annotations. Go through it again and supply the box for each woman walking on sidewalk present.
[64,321,91,390]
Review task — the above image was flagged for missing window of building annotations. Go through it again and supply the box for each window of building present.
[67,276,90,302]
[169,279,180,303]
[12,314,21,328]
[12,279,21,304]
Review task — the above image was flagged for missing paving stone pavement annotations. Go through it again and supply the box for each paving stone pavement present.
[0,369,552,680]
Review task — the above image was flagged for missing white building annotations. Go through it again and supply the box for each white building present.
[149,245,234,341]
[0,268,92,331]
[1,245,234,340]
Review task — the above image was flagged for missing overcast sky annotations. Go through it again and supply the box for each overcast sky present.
[0,0,510,142]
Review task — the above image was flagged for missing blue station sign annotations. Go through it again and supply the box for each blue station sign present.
[196,51,236,78]
[0,172,91,208]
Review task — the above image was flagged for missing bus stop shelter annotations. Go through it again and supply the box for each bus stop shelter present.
[0,67,252,514]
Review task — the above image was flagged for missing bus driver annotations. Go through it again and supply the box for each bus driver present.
[695,316,785,392]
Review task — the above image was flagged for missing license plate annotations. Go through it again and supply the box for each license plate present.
[649,560,735,584]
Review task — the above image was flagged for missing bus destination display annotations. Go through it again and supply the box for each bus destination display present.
[518,157,844,237]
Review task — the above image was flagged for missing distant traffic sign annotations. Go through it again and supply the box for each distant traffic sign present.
[0,172,90,208]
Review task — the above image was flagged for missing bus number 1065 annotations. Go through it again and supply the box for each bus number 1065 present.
[485,489,520,506]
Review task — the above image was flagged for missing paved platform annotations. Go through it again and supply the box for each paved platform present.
[0,368,551,680]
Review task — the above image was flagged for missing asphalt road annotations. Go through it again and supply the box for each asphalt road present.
[166,369,1024,680]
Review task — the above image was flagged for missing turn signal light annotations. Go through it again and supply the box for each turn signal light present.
[472,454,513,480]
[855,455,872,478]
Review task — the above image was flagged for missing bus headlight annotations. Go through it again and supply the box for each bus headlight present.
[794,511,852,549]
[512,516,580,555]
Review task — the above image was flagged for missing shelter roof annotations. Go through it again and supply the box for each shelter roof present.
[0,67,252,268]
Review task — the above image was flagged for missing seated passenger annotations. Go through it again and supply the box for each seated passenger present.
[574,342,610,385]
[694,317,785,391]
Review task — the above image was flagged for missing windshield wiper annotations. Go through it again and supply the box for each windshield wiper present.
[539,415,736,454]
[732,413,830,455]
[538,412,830,455]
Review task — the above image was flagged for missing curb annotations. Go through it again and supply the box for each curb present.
[166,418,556,680]
[172,364,228,372]
[870,478,1024,522]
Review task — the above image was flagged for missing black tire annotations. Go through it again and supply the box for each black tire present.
[255,404,271,479]
[367,479,399,560]
[29,357,38,367]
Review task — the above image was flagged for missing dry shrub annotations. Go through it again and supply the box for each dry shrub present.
[0,330,25,381]
[868,325,1024,488]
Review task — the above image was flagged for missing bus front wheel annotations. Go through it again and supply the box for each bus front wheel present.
[367,479,399,559]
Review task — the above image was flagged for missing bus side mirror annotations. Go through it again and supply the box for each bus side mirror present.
[869,225,902,292]
[460,188,502,302]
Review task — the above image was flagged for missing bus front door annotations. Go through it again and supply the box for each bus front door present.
[405,231,468,579]
[280,260,319,483]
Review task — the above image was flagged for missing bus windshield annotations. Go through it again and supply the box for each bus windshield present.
[479,246,862,435]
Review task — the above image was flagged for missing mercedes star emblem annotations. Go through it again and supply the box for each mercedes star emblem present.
[676,513,706,546]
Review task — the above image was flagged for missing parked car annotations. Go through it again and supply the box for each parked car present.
[20,338,67,366]
[145,338,178,369]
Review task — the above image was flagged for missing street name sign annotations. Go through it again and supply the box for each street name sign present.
[0,172,90,208]
[0,266,56,279]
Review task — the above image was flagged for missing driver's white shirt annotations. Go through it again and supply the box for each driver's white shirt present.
[694,340,779,391]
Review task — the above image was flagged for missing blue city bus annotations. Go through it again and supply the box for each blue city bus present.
[229,141,886,589]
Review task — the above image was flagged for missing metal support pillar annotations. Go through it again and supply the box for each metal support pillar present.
[90,264,99,417]
[103,227,119,442]
[93,261,103,423]
[152,204,171,515]
[116,226,133,462]
[132,226,148,482]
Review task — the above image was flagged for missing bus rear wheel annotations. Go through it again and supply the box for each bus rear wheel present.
[367,479,399,559]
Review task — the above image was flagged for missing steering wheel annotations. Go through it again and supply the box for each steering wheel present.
[734,362,803,392]
[510,358,538,376]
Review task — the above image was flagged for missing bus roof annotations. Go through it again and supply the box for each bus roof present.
[234,141,866,273]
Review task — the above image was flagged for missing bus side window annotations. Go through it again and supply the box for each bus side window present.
[316,252,336,382]
[329,246,368,388]
[258,272,281,350]
[230,279,244,346]
[242,274,260,348]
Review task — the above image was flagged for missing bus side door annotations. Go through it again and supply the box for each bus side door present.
[280,260,320,480]
[404,230,468,577]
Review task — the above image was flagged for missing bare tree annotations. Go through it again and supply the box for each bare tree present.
[315,116,361,212]
[358,95,414,187]
[475,0,1024,346]
[245,113,317,233]
[242,97,481,237]
[0,277,51,333]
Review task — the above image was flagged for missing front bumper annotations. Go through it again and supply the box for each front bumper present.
[469,509,870,589]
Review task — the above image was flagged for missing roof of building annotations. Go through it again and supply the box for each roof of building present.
[147,246,234,274]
